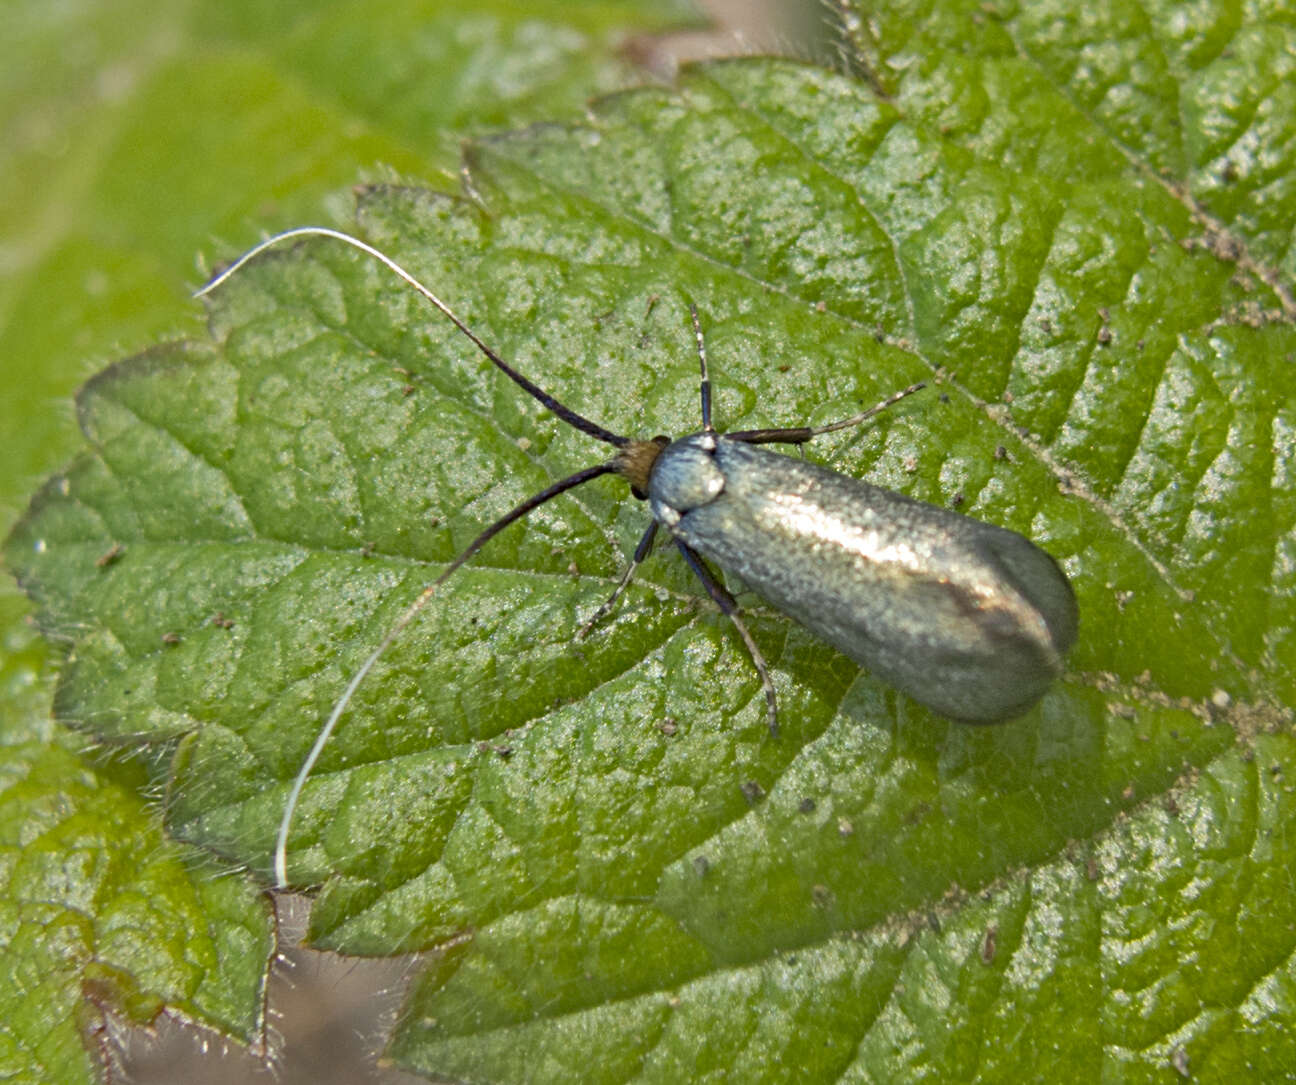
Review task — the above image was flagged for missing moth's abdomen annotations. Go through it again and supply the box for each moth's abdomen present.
[651,436,1077,722]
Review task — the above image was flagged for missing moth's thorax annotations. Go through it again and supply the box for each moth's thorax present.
[647,432,729,525]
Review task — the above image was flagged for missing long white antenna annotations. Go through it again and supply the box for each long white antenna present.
[198,226,453,313]
[272,583,435,888]
[199,227,627,888]
[266,454,613,886]
[198,226,627,445]
[200,229,451,887]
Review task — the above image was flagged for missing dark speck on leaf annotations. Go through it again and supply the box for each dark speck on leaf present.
[981,925,998,964]
[96,543,124,568]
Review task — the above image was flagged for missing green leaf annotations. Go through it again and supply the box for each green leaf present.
[0,1,701,1080]
[0,709,271,1083]
[0,0,701,708]
[6,1,1296,1082]
[0,0,699,491]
